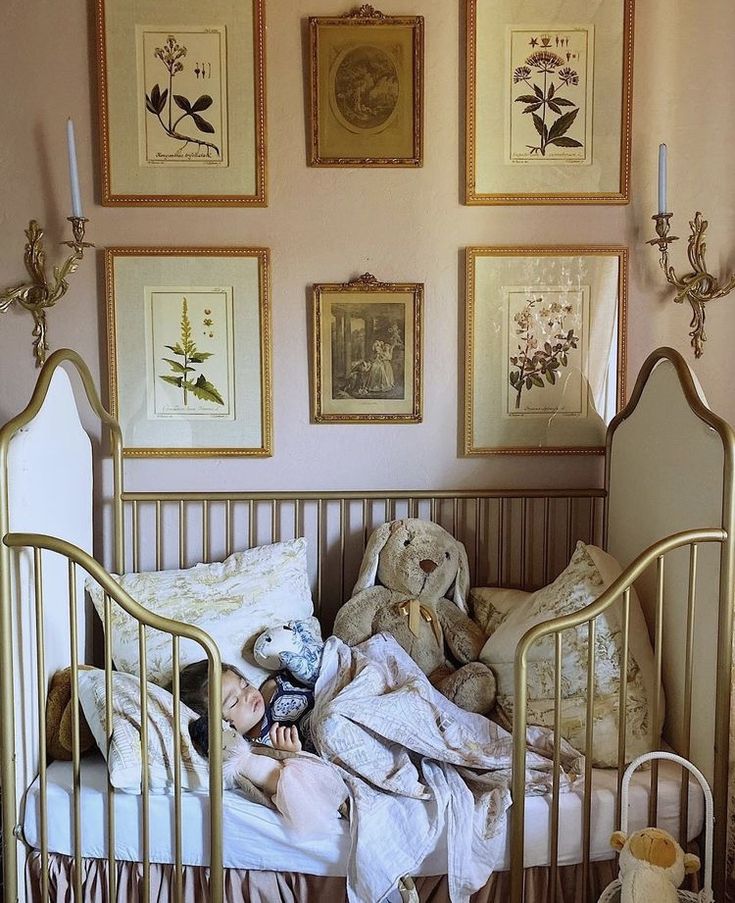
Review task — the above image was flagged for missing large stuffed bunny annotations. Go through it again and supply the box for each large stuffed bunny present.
[333,519,496,715]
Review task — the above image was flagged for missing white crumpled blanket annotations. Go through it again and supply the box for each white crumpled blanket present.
[310,634,582,903]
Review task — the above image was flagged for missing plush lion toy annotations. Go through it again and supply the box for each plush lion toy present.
[610,827,700,903]
[333,519,496,715]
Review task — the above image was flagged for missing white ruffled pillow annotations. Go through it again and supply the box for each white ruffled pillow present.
[480,542,663,767]
[77,669,209,793]
[85,538,313,687]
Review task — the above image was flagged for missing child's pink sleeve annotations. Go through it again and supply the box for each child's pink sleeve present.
[272,755,349,834]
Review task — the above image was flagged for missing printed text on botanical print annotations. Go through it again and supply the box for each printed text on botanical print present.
[137,26,229,166]
[503,286,590,417]
[507,27,594,164]
[145,286,235,420]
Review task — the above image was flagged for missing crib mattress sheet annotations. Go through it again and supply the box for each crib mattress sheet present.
[23,757,704,874]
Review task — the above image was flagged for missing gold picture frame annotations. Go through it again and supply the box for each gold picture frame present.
[312,273,423,422]
[105,247,272,456]
[465,0,634,205]
[96,0,267,206]
[464,246,627,454]
[308,6,424,167]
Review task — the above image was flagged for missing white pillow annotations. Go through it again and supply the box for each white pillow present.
[77,669,209,793]
[85,538,313,687]
[470,586,531,636]
[480,542,663,767]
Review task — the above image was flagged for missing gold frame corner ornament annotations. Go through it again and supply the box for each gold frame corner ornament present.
[105,246,273,457]
[463,245,628,455]
[308,11,424,168]
[464,0,634,205]
[311,273,423,424]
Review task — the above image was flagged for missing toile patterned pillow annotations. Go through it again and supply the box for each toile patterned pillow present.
[480,542,662,767]
[85,538,313,687]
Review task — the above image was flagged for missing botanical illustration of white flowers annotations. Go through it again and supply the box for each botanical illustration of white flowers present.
[508,296,580,411]
[508,29,591,163]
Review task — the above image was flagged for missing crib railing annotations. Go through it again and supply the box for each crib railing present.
[2,532,226,903]
[509,527,728,903]
[117,489,605,630]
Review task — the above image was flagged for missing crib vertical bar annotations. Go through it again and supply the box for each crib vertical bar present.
[430,497,437,522]
[202,500,210,562]
[409,497,417,519]
[474,499,481,585]
[543,498,551,584]
[139,624,150,903]
[225,499,233,557]
[649,555,665,825]
[68,561,82,902]
[103,593,117,903]
[549,632,563,902]
[389,498,396,521]
[615,589,631,829]
[680,543,698,846]
[339,499,346,604]
[172,636,183,903]
[178,500,185,568]
[294,499,300,541]
[452,498,459,538]
[33,549,49,903]
[155,500,162,570]
[498,499,505,585]
[132,500,139,572]
[588,497,596,545]
[271,499,277,543]
[248,499,255,549]
[362,499,369,551]
[581,619,596,895]
[520,498,528,587]
[565,498,573,560]
[317,499,323,612]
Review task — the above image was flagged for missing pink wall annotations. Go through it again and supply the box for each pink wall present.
[2,0,734,491]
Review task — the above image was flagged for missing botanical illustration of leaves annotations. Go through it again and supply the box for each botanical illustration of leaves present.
[549,136,583,147]
[160,375,183,388]
[190,95,214,113]
[548,101,562,114]
[531,375,544,388]
[524,103,543,113]
[165,343,185,356]
[187,376,224,405]
[191,114,215,134]
[553,97,576,107]
[548,107,579,141]
[548,82,555,99]
[533,84,543,99]
[532,113,545,138]
[546,370,557,385]
[145,95,157,115]
[188,352,214,363]
[173,94,192,113]
[515,95,540,104]
[161,358,194,374]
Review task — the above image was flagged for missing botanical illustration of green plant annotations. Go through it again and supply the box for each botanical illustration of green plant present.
[509,296,579,410]
[513,38,582,157]
[145,35,220,158]
[159,298,224,407]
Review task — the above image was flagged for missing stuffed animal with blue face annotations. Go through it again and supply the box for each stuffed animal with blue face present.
[252,618,324,688]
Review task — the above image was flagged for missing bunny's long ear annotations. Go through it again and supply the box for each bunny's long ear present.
[452,540,470,613]
[352,521,394,595]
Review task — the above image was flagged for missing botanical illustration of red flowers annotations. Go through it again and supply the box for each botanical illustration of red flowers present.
[159,298,224,407]
[512,35,583,157]
[145,35,220,158]
[509,297,579,410]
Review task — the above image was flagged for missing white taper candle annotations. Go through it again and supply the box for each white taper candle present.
[658,143,667,215]
[66,118,83,219]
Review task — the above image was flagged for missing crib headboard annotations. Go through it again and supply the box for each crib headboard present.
[605,346,735,875]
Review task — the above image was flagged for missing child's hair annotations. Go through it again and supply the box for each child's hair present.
[177,659,249,717]
[188,714,210,758]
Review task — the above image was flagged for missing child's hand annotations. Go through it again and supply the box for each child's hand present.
[269,722,302,753]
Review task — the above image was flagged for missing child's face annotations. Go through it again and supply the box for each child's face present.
[221,670,264,735]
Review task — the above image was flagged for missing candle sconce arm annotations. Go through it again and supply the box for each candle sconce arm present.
[0,219,93,367]
[647,211,735,358]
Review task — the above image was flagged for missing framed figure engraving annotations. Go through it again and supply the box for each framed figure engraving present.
[308,6,424,167]
[465,0,634,204]
[464,247,627,454]
[105,247,272,456]
[312,274,423,422]
[96,0,266,206]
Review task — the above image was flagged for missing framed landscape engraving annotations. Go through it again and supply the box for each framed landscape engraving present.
[312,274,422,422]
[96,0,266,206]
[465,0,634,204]
[464,247,627,454]
[105,247,272,456]
[309,6,424,167]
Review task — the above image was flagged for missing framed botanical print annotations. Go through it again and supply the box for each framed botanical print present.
[96,0,266,206]
[308,6,424,167]
[105,247,272,456]
[465,0,634,204]
[464,247,627,454]
[312,273,423,422]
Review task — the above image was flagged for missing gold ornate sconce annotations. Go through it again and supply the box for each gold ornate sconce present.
[648,211,735,358]
[0,217,93,367]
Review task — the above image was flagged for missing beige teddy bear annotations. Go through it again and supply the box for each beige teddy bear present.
[333,519,496,715]
[610,827,700,903]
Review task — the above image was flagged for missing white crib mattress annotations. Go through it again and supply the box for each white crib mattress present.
[23,756,704,875]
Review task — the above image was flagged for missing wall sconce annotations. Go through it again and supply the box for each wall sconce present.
[0,218,92,367]
[648,144,735,358]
